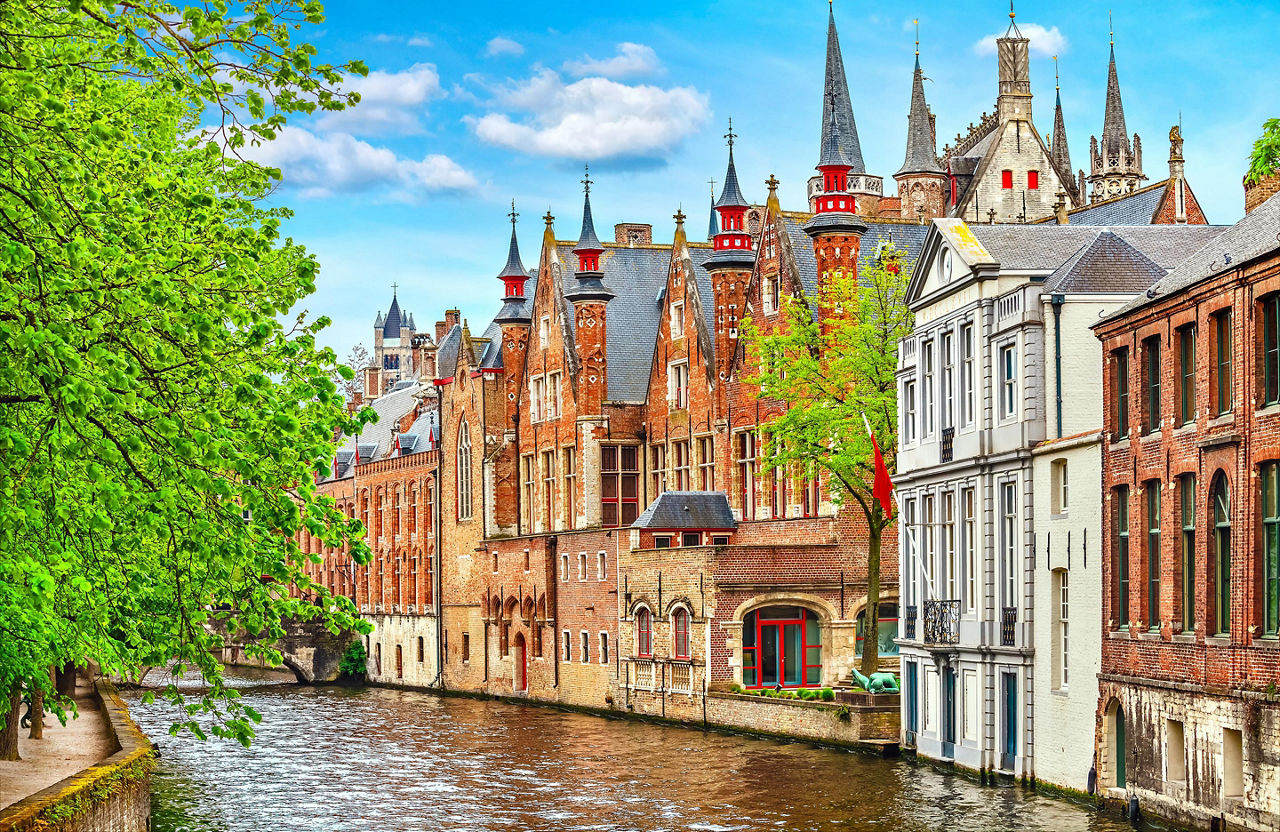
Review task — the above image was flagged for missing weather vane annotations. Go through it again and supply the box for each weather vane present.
[724,117,737,149]
[581,164,592,195]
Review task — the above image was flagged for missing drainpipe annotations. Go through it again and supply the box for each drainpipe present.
[1051,294,1065,438]
[549,534,559,690]
[432,465,444,688]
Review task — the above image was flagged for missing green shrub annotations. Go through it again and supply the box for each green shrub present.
[798,689,816,701]
[337,641,368,678]
[730,683,744,694]
[820,688,835,701]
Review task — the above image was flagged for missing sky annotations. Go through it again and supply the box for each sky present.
[250,0,1280,364]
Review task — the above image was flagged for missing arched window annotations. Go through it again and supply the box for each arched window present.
[457,420,473,520]
[673,607,691,659]
[636,607,652,657]
[1212,474,1231,636]
[741,606,822,688]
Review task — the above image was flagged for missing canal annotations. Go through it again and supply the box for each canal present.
[125,670,1138,832]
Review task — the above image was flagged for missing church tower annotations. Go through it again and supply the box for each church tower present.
[1088,26,1145,202]
[804,90,867,293]
[369,286,417,398]
[702,121,754,388]
[564,170,615,416]
[893,29,946,222]
[1050,57,1073,184]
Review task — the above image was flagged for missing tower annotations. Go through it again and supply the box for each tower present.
[494,201,532,431]
[564,168,615,416]
[893,24,946,223]
[1088,22,1145,202]
[807,5,883,215]
[1050,57,1073,188]
[996,7,1032,124]
[804,87,867,288]
[702,120,754,388]
[370,285,416,397]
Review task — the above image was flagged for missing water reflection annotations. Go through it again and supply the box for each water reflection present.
[125,673,1139,832]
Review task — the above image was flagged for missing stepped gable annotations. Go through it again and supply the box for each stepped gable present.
[552,239,715,404]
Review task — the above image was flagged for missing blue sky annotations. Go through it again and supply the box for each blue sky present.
[256,0,1280,364]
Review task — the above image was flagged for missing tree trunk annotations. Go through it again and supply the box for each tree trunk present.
[28,679,43,740]
[56,662,78,698]
[0,687,20,761]
[859,504,883,679]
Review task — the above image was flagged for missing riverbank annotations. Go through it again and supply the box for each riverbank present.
[0,676,154,832]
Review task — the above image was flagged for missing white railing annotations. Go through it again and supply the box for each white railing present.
[996,290,1022,324]
[669,662,693,694]
[632,659,656,691]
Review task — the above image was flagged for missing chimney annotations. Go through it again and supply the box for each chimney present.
[1245,172,1280,215]
[435,320,447,341]
[614,223,653,246]
[445,309,460,330]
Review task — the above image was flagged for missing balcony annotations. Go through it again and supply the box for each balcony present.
[1001,607,1017,646]
[940,426,955,463]
[923,599,960,646]
[669,662,694,695]
[904,606,918,640]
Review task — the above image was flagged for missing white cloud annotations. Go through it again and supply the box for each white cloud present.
[240,127,476,199]
[407,34,432,48]
[313,63,443,136]
[973,23,1068,57]
[371,33,432,47]
[485,36,525,58]
[468,70,709,161]
[563,42,661,79]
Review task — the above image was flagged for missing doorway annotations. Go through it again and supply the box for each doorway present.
[514,633,528,692]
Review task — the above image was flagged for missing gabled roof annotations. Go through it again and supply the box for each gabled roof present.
[336,382,427,467]
[435,324,462,379]
[632,491,736,530]
[1045,180,1169,226]
[1104,191,1280,320]
[967,223,1227,272]
[1043,231,1166,294]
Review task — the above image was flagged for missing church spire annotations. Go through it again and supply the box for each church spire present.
[705,120,754,269]
[1101,27,1131,161]
[566,167,614,302]
[1087,19,1145,202]
[819,3,865,174]
[896,33,942,176]
[706,179,718,241]
[1050,56,1072,177]
[494,202,532,324]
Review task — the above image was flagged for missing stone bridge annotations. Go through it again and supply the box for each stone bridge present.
[215,616,359,684]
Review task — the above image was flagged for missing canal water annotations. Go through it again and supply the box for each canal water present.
[125,670,1140,832]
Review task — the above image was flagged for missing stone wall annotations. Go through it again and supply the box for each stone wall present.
[704,692,898,749]
[0,681,154,832]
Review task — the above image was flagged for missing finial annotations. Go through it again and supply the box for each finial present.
[707,176,717,199]
[674,207,686,226]
[724,117,737,149]
[543,209,554,228]
[765,174,779,193]
[1054,55,1059,90]
[508,199,518,227]
[391,282,399,296]
[914,18,919,56]
[1009,0,1015,20]
[1109,10,1113,46]
[581,164,592,195]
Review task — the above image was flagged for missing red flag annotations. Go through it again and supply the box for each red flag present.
[870,431,894,517]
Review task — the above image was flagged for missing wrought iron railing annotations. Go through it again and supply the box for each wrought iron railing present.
[923,599,960,645]
[941,426,955,463]
[904,606,918,640]
[1001,607,1017,646]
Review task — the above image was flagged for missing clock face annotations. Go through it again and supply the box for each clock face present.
[941,248,953,282]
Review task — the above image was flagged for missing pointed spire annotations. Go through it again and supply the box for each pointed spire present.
[498,199,526,280]
[495,201,531,323]
[896,32,942,176]
[714,119,749,208]
[1101,25,1131,160]
[819,3,866,174]
[566,170,614,303]
[382,289,403,338]
[574,165,603,253]
[1051,56,1072,177]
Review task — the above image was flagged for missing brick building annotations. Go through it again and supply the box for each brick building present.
[1092,191,1280,831]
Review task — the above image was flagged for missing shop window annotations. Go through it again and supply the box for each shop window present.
[741,606,822,688]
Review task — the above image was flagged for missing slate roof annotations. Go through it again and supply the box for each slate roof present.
[1046,181,1169,226]
[819,6,865,174]
[715,147,749,209]
[336,382,426,466]
[574,189,604,252]
[1051,89,1072,176]
[478,321,503,371]
[435,324,462,379]
[382,292,403,338]
[1042,231,1167,294]
[779,213,929,300]
[1105,191,1280,319]
[967,224,1227,272]
[897,56,943,176]
[632,491,736,530]
[498,222,527,280]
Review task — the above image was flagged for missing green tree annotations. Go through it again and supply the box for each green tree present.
[744,244,912,678]
[0,0,372,750]
[1247,118,1280,185]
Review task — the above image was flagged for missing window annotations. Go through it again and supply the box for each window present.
[682,532,701,547]
[1179,326,1197,424]
[1266,295,1280,406]
[1001,169,1013,189]
[542,450,556,530]
[770,459,785,519]
[1212,475,1231,636]
[960,323,975,426]
[492,551,499,573]
[1147,481,1162,630]
[457,421,473,520]
[650,444,667,498]
[1262,462,1280,636]
[1054,570,1069,689]
[417,636,424,663]
[654,535,672,548]
[539,315,550,349]
[599,632,609,664]
[562,630,571,662]
[560,553,568,581]
[1215,311,1232,415]
[580,631,590,663]
[395,644,403,678]
[668,362,689,410]
[577,552,587,581]
[530,376,545,422]
[1027,170,1039,189]
[799,463,819,518]
[904,499,918,607]
[672,440,691,491]
[766,270,780,312]
[903,380,918,444]
[1180,474,1196,632]
[741,606,822,688]
[1000,343,1018,419]
[921,341,935,436]
[1144,337,1162,434]
[1167,719,1186,782]
[673,608,691,659]
[1052,459,1069,515]
[563,448,576,530]
[963,487,976,613]
[462,632,470,663]
[698,437,715,490]
[597,551,608,581]
[636,608,652,657]
[737,432,757,520]
[521,454,534,530]
[548,372,562,419]
[941,332,954,429]
[1115,486,1131,627]
[922,494,935,602]
[524,550,530,572]
[601,445,640,527]
[855,602,900,657]
[1223,729,1244,798]
[1114,347,1131,440]
[942,491,956,600]
[711,535,729,545]
[1000,482,1017,608]
[671,300,686,338]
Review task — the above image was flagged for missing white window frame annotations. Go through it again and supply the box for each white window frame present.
[562,629,572,662]
[1000,480,1018,609]
[577,551,587,581]
[963,487,976,613]
[547,372,562,419]
[671,300,686,339]
[921,340,935,437]
[903,379,918,444]
[941,331,954,429]
[1000,342,1019,420]
[668,361,689,410]
[539,315,550,349]
[961,322,975,426]
[580,630,590,664]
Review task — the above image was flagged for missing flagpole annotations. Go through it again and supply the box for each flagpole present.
[861,411,935,601]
